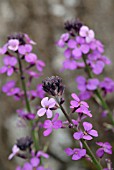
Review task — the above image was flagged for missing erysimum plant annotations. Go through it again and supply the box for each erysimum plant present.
[0,20,113,170]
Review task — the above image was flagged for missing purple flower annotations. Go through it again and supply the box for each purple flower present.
[8,39,19,51]
[78,91,93,101]
[90,39,104,53]
[36,60,45,72]
[68,36,90,59]
[0,56,17,76]
[73,122,98,140]
[8,145,20,160]
[43,113,62,136]
[79,25,95,43]
[96,142,112,158]
[65,147,86,160]
[17,109,35,120]
[57,33,69,47]
[18,44,32,55]
[99,77,114,95]
[25,53,37,63]
[62,58,77,70]
[70,93,92,117]
[87,51,110,75]
[22,162,33,170]
[2,80,20,96]
[76,76,99,91]
[37,97,56,118]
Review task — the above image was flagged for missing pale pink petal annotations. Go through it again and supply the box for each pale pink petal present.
[46,109,52,118]
[41,97,49,107]
[37,108,46,117]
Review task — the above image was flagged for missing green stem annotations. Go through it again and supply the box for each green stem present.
[56,97,102,170]
[82,55,114,125]
[17,54,39,151]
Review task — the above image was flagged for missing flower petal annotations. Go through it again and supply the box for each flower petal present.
[37,108,46,117]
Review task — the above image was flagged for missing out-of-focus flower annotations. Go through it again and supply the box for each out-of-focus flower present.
[96,142,112,158]
[43,113,62,136]
[0,56,17,76]
[2,80,20,96]
[65,147,86,160]
[99,77,114,95]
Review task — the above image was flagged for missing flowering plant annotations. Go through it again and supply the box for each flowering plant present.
[0,20,114,170]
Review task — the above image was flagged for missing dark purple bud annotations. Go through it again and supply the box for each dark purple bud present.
[42,76,65,96]
[64,19,83,36]
[60,97,65,105]
[16,136,33,151]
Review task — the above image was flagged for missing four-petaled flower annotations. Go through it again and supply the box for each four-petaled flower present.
[2,80,20,96]
[0,56,17,76]
[96,142,112,158]
[79,25,95,43]
[43,113,62,136]
[73,122,98,140]
[8,39,19,51]
[37,97,56,118]
[65,147,86,160]
[70,93,92,117]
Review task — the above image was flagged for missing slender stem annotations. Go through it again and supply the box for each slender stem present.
[56,97,103,170]
[17,54,39,150]
[82,55,114,125]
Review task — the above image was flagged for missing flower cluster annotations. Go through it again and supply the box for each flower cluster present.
[56,19,114,102]
[0,33,45,102]
[57,20,110,75]
[0,20,113,170]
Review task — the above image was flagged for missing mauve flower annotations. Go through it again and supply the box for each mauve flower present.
[65,147,86,160]
[96,142,112,158]
[8,145,20,160]
[99,77,114,95]
[18,44,32,55]
[57,33,69,48]
[25,53,37,63]
[87,51,110,75]
[79,25,95,43]
[78,91,92,101]
[90,39,104,53]
[73,122,98,140]
[76,76,99,92]
[62,59,77,70]
[0,56,17,76]
[36,60,45,72]
[43,113,62,136]
[70,93,92,117]
[23,162,33,170]
[8,39,19,51]
[37,97,56,118]
[17,109,35,120]
[68,36,90,59]
[2,80,20,96]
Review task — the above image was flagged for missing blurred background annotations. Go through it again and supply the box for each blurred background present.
[0,0,114,170]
